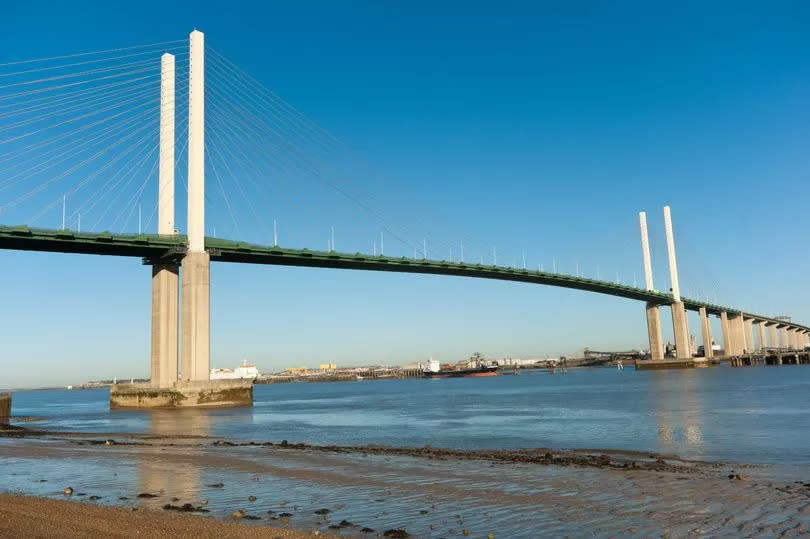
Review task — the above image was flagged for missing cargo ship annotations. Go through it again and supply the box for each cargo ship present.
[422,358,498,378]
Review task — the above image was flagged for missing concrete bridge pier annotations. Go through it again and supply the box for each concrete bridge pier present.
[725,313,744,355]
[181,251,210,381]
[149,53,178,389]
[645,303,664,360]
[671,301,691,358]
[638,212,664,361]
[151,263,178,387]
[735,314,747,354]
[757,322,766,351]
[699,307,713,358]
[662,207,691,360]
[110,30,251,409]
[744,318,754,354]
[780,326,789,350]
[769,324,778,351]
[721,311,732,356]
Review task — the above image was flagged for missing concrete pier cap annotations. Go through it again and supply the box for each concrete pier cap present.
[110,380,252,409]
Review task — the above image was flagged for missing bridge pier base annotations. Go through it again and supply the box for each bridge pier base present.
[151,264,178,388]
[181,251,210,382]
[110,380,252,409]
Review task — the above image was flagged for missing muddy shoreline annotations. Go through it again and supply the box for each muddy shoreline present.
[4,424,810,536]
[0,422,722,474]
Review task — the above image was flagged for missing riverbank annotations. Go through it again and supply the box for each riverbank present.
[0,493,323,538]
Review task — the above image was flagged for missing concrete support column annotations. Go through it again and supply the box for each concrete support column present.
[736,315,747,354]
[699,307,713,358]
[757,322,766,351]
[720,311,732,356]
[638,214,663,361]
[744,318,754,354]
[769,324,778,351]
[150,52,178,389]
[726,314,742,355]
[151,264,178,387]
[790,328,799,350]
[181,251,210,381]
[780,326,789,350]
[180,30,210,383]
[671,301,691,359]
[646,302,664,360]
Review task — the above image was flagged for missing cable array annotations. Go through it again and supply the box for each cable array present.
[0,40,189,232]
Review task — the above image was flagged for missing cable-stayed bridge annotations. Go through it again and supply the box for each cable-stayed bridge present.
[1,30,807,405]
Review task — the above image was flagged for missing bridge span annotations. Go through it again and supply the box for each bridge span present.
[2,223,808,336]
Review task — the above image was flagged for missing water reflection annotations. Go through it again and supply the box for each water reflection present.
[651,370,704,453]
[139,409,211,499]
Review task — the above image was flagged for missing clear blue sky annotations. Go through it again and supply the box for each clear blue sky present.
[2,1,809,388]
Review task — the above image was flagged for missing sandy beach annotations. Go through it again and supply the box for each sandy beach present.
[0,493,323,538]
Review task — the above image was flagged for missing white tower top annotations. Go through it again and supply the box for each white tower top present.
[663,205,681,302]
[638,211,654,291]
[187,30,205,252]
[158,53,175,235]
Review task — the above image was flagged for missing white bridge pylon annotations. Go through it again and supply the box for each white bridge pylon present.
[152,29,209,387]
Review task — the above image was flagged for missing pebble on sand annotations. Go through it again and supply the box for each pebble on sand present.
[383,529,410,538]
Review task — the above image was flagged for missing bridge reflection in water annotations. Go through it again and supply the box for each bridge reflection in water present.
[652,371,704,453]
[138,410,212,501]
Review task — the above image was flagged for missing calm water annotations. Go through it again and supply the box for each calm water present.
[8,364,810,465]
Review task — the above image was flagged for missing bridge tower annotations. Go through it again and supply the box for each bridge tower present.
[639,212,664,360]
[663,206,691,359]
[150,53,179,388]
[180,29,211,382]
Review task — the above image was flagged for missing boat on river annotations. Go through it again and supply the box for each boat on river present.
[422,358,499,378]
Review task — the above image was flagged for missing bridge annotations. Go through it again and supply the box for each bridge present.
[1,30,807,405]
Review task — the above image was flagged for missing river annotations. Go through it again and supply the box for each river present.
[4,365,810,537]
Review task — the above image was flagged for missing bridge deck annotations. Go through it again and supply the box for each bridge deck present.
[1,225,805,331]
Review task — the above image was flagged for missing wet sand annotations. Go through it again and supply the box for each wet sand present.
[0,493,322,538]
[4,427,810,536]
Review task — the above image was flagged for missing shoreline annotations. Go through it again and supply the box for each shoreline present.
[3,427,810,536]
[2,422,725,473]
